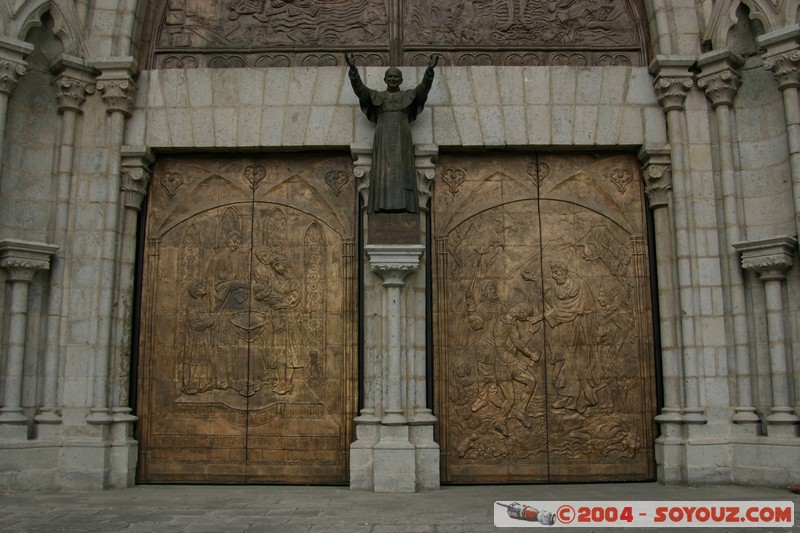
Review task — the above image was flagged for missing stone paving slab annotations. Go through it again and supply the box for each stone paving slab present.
[0,483,796,532]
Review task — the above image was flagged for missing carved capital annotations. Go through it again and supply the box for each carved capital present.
[0,59,27,96]
[120,146,155,210]
[53,76,96,113]
[638,146,672,209]
[95,57,138,116]
[653,76,693,112]
[649,56,695,113]
[0,239,58,282]
[415,144,438,210]
[696,49,743,108]
[763,50,800,90]
[97,77,136,116]
[366,244,424,287]
[697,69,741,108]
[733,235,797,281]
[351,145,373,207]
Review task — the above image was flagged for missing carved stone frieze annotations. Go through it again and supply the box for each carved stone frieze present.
[146,0,647,67]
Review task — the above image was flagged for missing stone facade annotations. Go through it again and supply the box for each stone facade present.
[0,0,798,491]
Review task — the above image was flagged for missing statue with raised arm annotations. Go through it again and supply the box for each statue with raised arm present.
[346,53,439,214]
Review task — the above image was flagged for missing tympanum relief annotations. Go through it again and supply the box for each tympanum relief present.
[433,152,656,483]
[146,0,647,67]
[138,154,356,484]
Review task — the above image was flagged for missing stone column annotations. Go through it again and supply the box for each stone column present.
[106,146,153,488]
[733,236,799,437]
[639,148,682,426]
[0,38,33,169]
[36,56,97,426]
[87,58,137,425]
[760,28,800,240]
[0,240,58,436]
[697,50,760,426]
[650,57,706,424]
[366,244,424,492]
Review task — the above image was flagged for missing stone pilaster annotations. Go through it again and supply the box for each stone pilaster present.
[734,236,799,437]
[0,38,33,172]
[697,50,759,427]
[650,56,707,425]
[760,28,800,243]
[0,240,58,437]
[87,58,138,426]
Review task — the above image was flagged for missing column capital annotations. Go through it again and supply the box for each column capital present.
[120,146,155,210]
[351,144,372,207]
[0,37,34,97]
[95,57,138,116]
[759,27,800,90]
[638,146,672,208]
[415,144,438,210]
[50,54,98,113]
[697,49,743,108]
[0,239,58,282]
[733,235,797,281]
[649,56,695,112]
[366,244,424,287]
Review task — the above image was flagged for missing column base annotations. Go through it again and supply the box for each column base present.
[0,408,29,425]
[374,425,416,493]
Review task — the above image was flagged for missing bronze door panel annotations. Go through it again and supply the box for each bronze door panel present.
[433,152,656,483]
[137,154,357,484]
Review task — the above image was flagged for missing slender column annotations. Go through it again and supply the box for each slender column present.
[650,57,706,423]
[760,28,800,240]
[640,148,682,424]
[0,241,58,425]
[111,147,153,420]
[36,56,97,424]
[366,245,424,425]
[87,58,137,425]
[697,50,760,425]
[0,38,33,169]
[733,237,799,434]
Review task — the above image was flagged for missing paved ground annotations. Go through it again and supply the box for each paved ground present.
[0,483,797,532]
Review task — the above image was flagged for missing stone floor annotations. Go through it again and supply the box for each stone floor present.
[0,483,797,532]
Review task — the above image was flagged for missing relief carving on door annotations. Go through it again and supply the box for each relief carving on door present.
[137,153,356,484]
[433,152,656,483]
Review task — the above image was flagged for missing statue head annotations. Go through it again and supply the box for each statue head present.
[384,67,403,91]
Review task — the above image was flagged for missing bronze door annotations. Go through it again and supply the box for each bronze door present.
[433,152,657,483]
[137,153,357,484]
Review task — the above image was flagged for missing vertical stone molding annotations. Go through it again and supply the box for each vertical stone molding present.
[0,38,33,171]
[37,56,98,426]
[760,28,800,241]
[697,50,759,425]
[87,58,138,425]
[355,244,432,492]
[650,56,707,424]
[0,240,58,430]
[734,236,799,435]
[640,147,683,427]
[106,147,153,488]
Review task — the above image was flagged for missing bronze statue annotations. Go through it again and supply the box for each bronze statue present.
[346,53,440,213]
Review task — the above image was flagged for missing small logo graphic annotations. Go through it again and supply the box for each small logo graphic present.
[496,502,556,525]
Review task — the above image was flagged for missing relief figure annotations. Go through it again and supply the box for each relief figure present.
[254,251,303,395]
[492,302,542,437]
[180,279,215,394]
[465,280,506,415]
[207,223,251,393]
[346,53,439,213]
[544,261,606,415]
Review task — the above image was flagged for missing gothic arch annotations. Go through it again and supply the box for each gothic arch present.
[13,0,87,58]
[704,0,800,50]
